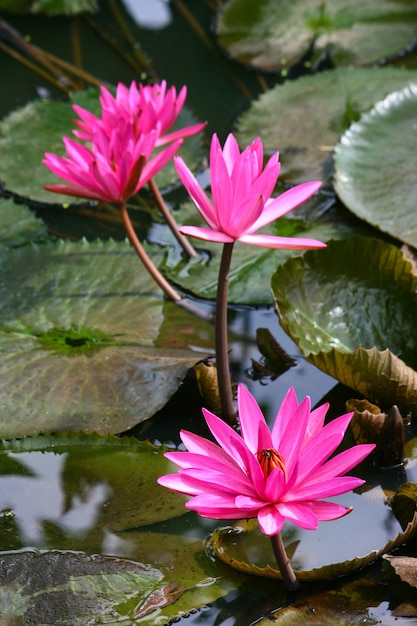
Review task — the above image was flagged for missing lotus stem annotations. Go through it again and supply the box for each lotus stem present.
[148,178,198,258]
[215,242,236,424]
[119,203,213,321]
[119,202,182,302]
[270,533,300,591]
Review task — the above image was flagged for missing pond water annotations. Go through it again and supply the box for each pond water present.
[1,1,417,624]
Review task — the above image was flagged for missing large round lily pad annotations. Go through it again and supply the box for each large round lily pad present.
[216,0,417,72]
[0,89,204,204]
[0,198,46,248]
[211,491,417,580]
[334,84,417,249]
[271,236,417,412]
[0,239,206,437]
[236,67,417,183]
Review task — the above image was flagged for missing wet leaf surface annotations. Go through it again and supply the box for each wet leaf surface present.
[334,84,417,248]
[236,67,417,183]
[272,236,417,412]
[216,0,417,72]
[0,239,209,436]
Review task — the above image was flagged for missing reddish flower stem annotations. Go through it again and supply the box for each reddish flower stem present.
[148,177,198,258]
[119,202,182,302]
[270,533,300,591]
[119,203,212,320]
[215,242,236,424]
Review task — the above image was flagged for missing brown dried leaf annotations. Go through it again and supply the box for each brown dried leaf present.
[384,555,417,589]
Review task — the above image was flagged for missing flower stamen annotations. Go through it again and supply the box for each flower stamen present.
[256,448,287,481]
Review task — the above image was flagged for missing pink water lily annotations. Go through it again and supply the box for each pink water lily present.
[158,385,375,536]
[43,119,182,203]
[73,80,206,147]
[174,133,326,249]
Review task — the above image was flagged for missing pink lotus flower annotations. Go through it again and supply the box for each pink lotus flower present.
[43,119,182,203]
[158,385,375,536]
[174,133,326,249]
[73,80,206,147]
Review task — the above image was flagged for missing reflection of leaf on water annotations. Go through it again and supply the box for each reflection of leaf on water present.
[0,434,188,551]
[249,328,296,381]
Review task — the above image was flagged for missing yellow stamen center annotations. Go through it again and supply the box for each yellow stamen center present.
[256,448,287,481]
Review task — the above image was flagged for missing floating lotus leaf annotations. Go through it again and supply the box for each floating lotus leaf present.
[0,197,46,248]
[216,0,417,72]
[211,492,417,581]
[163,195,374,305]
[256,578,389,624]
[0,239,208,437]
[334,84,417,249]
[236,67,417,183]
[0,89,204,203]
[0,0,96,14]
[271,237,417,412]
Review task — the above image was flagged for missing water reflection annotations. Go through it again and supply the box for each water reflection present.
[0,451,109,546]
[121,0,172,29]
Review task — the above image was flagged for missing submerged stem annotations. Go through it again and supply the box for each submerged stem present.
[215,242,236,424]
[270,533,300,591]
[148,178,198,258]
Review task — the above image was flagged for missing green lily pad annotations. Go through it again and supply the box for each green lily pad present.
[0,0,96,14]
[211,490,417,580]
[0,198,46,248]
[236,67,417,183]
[0,239,208,437]
[334,84,417,249]
[0,89,204,204]
[163,195,373,305]
[216,0,417,72]
[271,236,417,412]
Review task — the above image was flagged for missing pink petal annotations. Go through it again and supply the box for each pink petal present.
[178,225,234,243]
[306,500,353,521]
[157,473,201,496]
[276,502,319,530]
[156,121,207,146]
[237,233,327,249]
[304,444,375,484]
[271,387,298,448]
[237,385,271,454]
[185,493,255,519]
[303,403,329,443]
[43,184,104,201]
[174,155,217,228]
[248,180,322,232]
[289,476,365,500]
[257,505,285,535]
